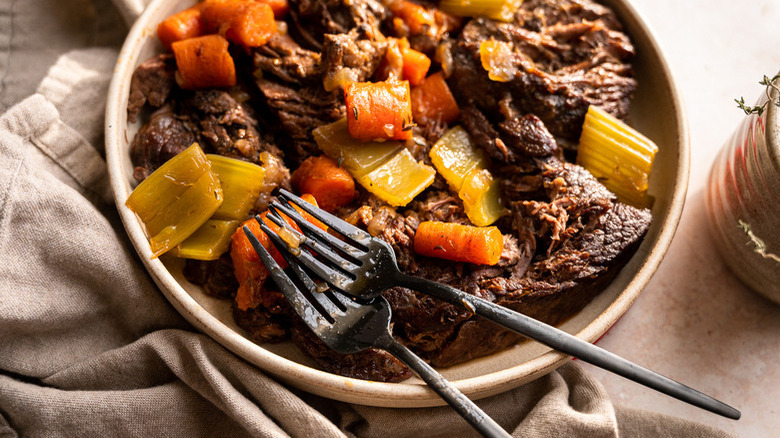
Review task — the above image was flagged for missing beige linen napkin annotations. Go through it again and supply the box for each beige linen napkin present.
[0,1,737,437]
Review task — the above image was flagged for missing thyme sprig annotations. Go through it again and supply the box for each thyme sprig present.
[735,74,780,116]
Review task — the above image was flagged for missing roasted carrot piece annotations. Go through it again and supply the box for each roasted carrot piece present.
[171,34,236,89]
[411,72,460,126]
[230,196,322,310]
[387,0,434,35]
[231,218,270,311]
[345,80,414,141]
[256,0,289,18]
[296,193,329,231]
[157,4,204,50]
[201,0,276,47]
[413,221,503,265]
[291,156,356,212]
[398,38,431,86]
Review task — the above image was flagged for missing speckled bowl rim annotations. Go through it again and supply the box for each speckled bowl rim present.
[105,0,689,407]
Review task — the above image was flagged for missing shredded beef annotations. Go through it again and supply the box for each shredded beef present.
[253,32,321,85]
[127,54,176,123]
[130,105,196,181]
[255,78,344,163]
[449,0,636,143]
[183,255,239,300]
[130,89,282,181]
[291,319,412,382]
[320,30,387,90]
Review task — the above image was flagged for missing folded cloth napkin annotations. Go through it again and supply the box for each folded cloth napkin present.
[0,1,736,437]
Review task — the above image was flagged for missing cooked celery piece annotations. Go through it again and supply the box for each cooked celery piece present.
[479,40,518,82]
[313,118,403,178]
[144,168,223,258]
[430,126,488,190]
[577,105,658,207]
[125,143,211,223]
[172,219,240,260]
[125,143,225,258]
[356,149,435,207]
[459,168,506,226]
[207,154,265,220]
[440,0,523,22]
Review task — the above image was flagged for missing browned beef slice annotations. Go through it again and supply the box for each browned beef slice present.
[448,3,636,142]
[290,0,387,49]
[182,89,283,162]
[321,30,387,90]
[130,105,196,181]
[255,78,344,163]
[183,255,239,300]
[290,319,412,382]
[127,54,176,123]
[233,305,291,344]
[253,33,322,84]
[499,113,558,158]
[130,88,285,182]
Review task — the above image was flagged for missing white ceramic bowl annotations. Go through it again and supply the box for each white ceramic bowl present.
[105,0,688,407]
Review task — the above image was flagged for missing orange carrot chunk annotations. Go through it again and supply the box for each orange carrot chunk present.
[387,0,435,35]
[201,0,276,47]
[157,4,204,50]
[172,34,236,90]
[345,80,414,141]
[256,0,289,18]
[291,156,356,212]
[230,195,323,310]
[411,72,460,126]
[413,221,503,265]
[398,38,431,86]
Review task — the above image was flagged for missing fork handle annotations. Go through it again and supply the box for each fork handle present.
[376,333,512,438]
[395,273,741,420]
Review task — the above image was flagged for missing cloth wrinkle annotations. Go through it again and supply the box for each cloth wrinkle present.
[0,0,16,108]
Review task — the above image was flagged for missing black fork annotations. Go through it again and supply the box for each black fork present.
[242,221,512,438]
[260,189,741,421]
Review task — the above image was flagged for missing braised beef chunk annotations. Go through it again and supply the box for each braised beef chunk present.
[499,114,558,158]
[127,54,176,123]
[130,105,196,181]
[255,79,344,163]
[253,33,321,84]
[183,255,239,300]
[449,0,636,142]
[234,305,291,343]
[291,319,412,382]
[321,30,387,89]
[179,90,278,162]
[130,89,283,181]
[289,0,387,48]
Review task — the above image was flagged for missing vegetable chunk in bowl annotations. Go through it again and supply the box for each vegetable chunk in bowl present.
[105,0,688,406]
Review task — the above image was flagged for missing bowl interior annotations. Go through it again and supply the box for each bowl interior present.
[105,0,688,407]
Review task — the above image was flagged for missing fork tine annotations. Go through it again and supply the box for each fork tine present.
[269,202,365,261]
[267,227,347,318]
[256,215,355,291]
[241,225,327,328]
[278,188,372,247]
[262,209,360,277]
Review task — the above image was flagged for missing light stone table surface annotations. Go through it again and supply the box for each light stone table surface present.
[578,1,780,437]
